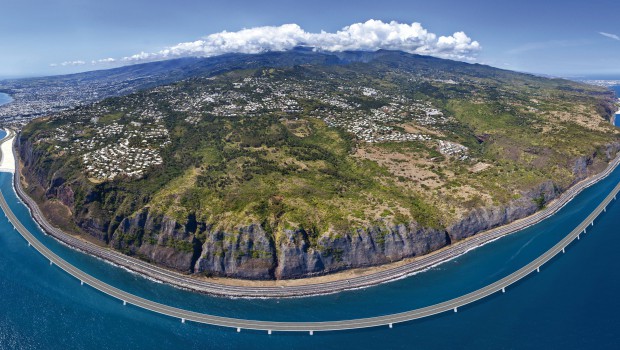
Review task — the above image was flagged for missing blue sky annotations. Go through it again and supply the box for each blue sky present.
[0,0,618,78]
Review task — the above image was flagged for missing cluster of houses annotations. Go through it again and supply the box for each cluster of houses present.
[46,113,170,180]
[161,75,451,146]
[437,140,469,160]
[35,72,476,183]
[82,140,164,180]
[320,101,444,143]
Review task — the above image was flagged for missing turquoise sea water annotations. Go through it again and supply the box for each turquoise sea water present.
[0,133,619,349]
[0,93,12,106]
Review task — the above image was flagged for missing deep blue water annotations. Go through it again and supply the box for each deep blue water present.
[0,125,619,349]
[0,93,12,106]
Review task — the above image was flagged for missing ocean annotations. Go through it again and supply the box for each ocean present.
[0,93,12,106]
[0,126,619,349]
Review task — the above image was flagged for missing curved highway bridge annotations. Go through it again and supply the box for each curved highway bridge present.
[6,124,620,298]
[1,177,618,333]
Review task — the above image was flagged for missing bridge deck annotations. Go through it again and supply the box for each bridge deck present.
[1,179,618,332]
[1,126,618,333]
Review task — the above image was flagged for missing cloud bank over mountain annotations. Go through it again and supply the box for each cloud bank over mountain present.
[53,20,481,67]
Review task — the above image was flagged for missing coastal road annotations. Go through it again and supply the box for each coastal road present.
[1,173,618,332]
[1,127,618,331]
[0,128,15,172]
[8,128,620,298]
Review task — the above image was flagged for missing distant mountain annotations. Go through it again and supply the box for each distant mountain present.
[0,48,347,121]
[17,49,620,280]
[7,48,613,123]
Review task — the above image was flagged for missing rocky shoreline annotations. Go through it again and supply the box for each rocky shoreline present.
[9,132,620,297]
[18,130,620,280]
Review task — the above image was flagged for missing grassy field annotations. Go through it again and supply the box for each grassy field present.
[20,51,620,255]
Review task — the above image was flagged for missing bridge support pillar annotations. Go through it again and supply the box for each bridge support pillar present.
[591,221,594,226]
[604,207,606,212]
[309,331,313,335]
[389,323,393,329]
[578,235,580,240]
[80,281,83,286]
[268,330,272,335]
[27,242,30,247]
[181,318,185,324]
[454,307,458,313]
[502,287,505,293]
[49,260,53,266]
[537,267,540,273]
[237,328,241,333]
[562,248,565,253]
[123,300,126,306]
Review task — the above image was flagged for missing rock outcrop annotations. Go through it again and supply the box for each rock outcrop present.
[194,224,277,279]
[447,180,558,242]
[17,136,620,280]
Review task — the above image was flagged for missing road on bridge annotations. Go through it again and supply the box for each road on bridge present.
[1,179,617,333]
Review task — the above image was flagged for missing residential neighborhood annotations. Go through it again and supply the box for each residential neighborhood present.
[10,69,477,182]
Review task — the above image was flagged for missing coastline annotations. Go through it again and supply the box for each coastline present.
[0,92,13,106]
[0,128,15,172]
[6,131,620,297]
[3,162,619,333]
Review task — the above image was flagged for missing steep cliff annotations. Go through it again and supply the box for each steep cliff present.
[16,50,620,280]
[19,137,620,279]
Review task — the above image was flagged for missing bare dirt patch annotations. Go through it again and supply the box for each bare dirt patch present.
[354,145,441,188]
[281,118,311,137]
[549,105,616,133]
[400,122,445,137]
[470,162,492,173]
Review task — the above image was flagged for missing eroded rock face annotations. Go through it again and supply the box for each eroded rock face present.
[274,229,324,279]
[312,224,449,277]
[572,142,620,184]
[111,209,199,273]
[18,136,620,280]
[447,180,558,242]
[194,222,449,279]
[19,138,50,189]
[193,224,276,279]
[55,184,75,208]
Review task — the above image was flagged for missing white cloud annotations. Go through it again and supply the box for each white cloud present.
[91,58,116,65]
[133,20,480,62]
[54,60,86,66]
[122,51,153,62]
[55,20,481,68]
[599,32,620,41]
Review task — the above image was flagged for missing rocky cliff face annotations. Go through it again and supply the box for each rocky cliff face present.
[194,224,277,279]
[447,180,557,242]
[273,223,449,279]
[111,209,202,273]
[572,142,620,183]
[17,137,620,280]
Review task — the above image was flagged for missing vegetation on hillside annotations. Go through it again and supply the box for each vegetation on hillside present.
[20,50,620,252]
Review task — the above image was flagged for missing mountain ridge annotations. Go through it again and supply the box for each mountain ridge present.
[16,49,620,279]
